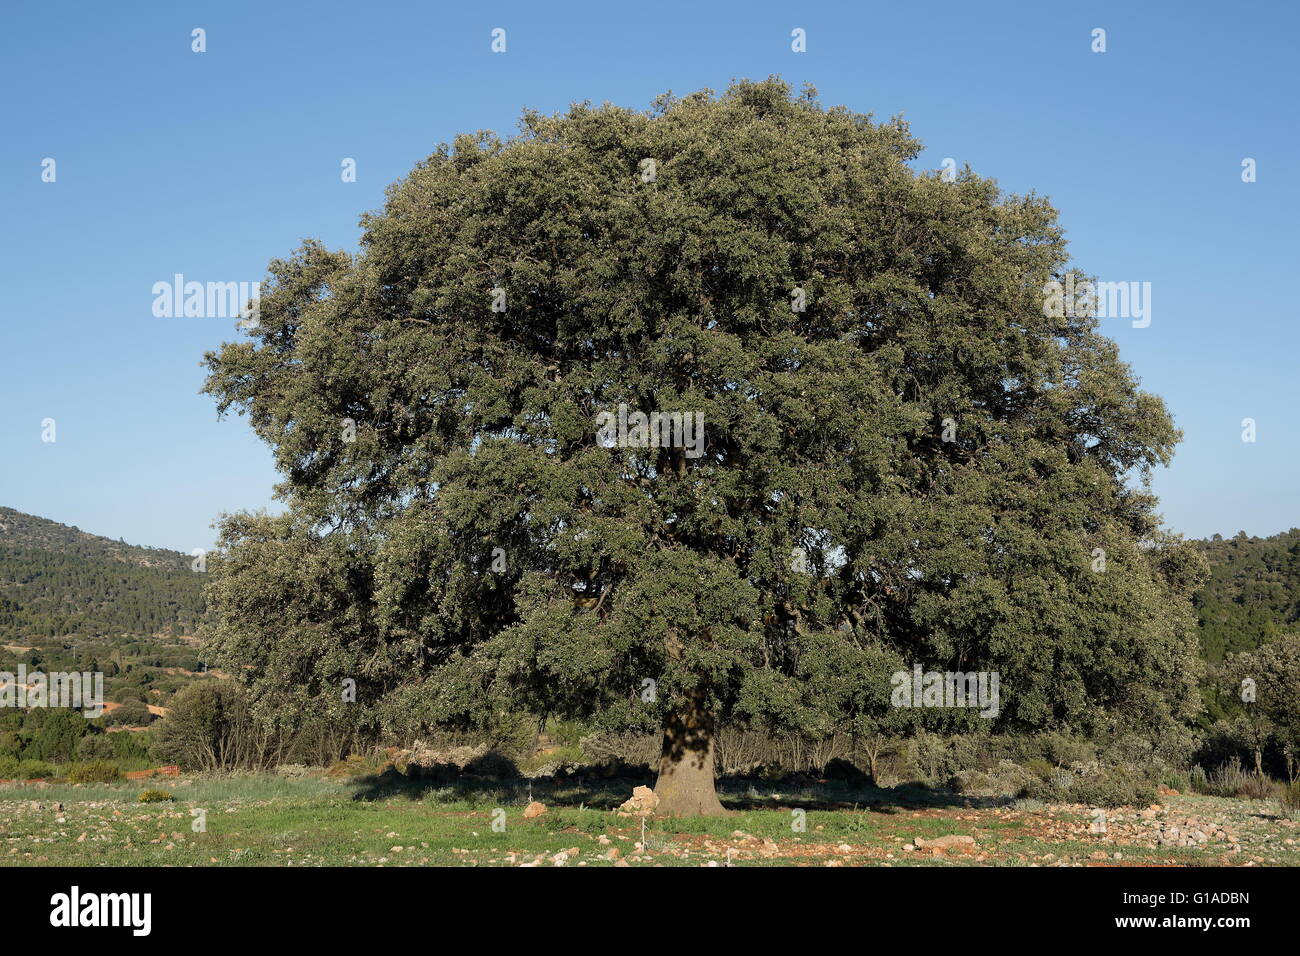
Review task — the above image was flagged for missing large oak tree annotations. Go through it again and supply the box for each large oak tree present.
[202,79,1205,816]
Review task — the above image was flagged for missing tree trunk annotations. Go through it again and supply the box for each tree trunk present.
[653,689,728,817]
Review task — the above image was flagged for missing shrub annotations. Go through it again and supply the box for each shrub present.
[420,786,458,805]
[904,731,953,785]
[65,760,122,784]
[1025,757,1054,780]
[137,789,174,803]
[949,760,1036,797]
[326,752,390,779]
[102,700,154,727]
[0,757,57,780]
[1236,774,1278,801]
[274,763,312,778]
[1039,732,1097,768]
[518,744,582,777]
[1280,781,1300,821]
[1159,770,1190,793]
[1188,757,1277,799]
[150,681,266,771]
[1011,797,1046,812]
[1070,767,1157,809]
[1189,764,1210,794]
[1019,765,1156,808]
[1195,720,1254,774]
[76,733,117,761]
[110,731,152,768]
[1205,757,1252,797]
[944,735,1000,774]
[23,710,89,762]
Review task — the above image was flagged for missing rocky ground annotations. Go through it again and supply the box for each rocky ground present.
[1,774,1297,866]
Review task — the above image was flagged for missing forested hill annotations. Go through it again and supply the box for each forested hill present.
[1193,529,1300,662]
[0,507,204,642]
[0,504,1296,660]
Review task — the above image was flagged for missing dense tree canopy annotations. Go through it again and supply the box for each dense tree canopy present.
[202,79,1206,814]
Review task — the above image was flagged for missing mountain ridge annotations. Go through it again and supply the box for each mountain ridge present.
[0,506,203,642]
[0,506,193,571]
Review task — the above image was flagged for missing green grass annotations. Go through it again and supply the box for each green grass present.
[2,774,1297,867]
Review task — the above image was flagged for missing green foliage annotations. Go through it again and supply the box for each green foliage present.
[1233,635,1300,749]
[0,507,203,642]
[0,755,56,778]
[1235,775,1278,801]
[1039,732,1099,768]
[1188,764,1209,793]
[1019,765,1156,808]
[110,730,152,765]
[1192,531,1300,727]
[102,700,155,727]
[1193,530,1300,663]
[517,744,584,775]
[201,79,1204,754]
[538,808,609,834]
[75,733,116,761]
[1197,634,1300,777]
[65,760,122,783]
[150,680,268,771]
[22,710,89,763]
[1159,770,1190,793]
[1025,757,1054,780]
[136,788,174,803]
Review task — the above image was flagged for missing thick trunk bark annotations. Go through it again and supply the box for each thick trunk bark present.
[653,689,728,817]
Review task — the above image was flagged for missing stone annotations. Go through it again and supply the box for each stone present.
[522,801,546,819]
[618,785,660,815]
[915,834,977,850]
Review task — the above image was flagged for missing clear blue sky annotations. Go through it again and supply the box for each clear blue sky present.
[1,0,1296,552]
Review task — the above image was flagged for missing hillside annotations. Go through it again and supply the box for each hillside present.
[1193,529,1300,662]
[0,507,204,643]
[3,505,1298,663]
[4,503,1299,673]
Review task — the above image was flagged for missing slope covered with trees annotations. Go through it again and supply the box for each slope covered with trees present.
[0,507,204,642]
[1193,529,1300,663]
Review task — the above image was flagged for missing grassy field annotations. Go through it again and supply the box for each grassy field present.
[2,772,1297,867]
